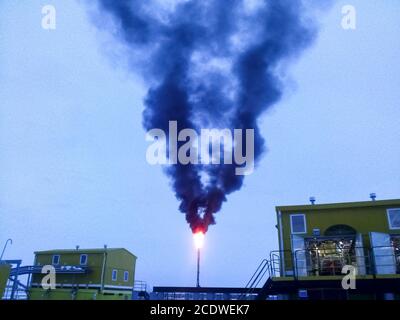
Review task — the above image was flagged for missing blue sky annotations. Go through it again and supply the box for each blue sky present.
[1,1,399,288]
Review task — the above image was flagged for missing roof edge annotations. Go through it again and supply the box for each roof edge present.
[276,198,400,212]
[34,248,137,258]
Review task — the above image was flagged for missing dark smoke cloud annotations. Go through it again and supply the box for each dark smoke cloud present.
[91,0,329,233]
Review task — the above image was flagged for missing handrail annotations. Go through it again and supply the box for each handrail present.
[244,259,269,289]
[9,265,90,277]
[269,250,292,277]
[292,245,398,279]
[250,245,399,283]
[133,280,147,292]
[250,245,400,300]
[240,259,271,300]
[0,239,12,261]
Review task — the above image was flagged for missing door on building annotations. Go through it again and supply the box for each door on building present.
[370,232,396,275]
[291,235,307,277]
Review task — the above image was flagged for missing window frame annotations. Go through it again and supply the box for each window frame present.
[387,208,400,230]
[290,214,307,234]
[123,271,129,282]
[52,254,60,265]
[112,269,118,281]
[80,254,88,266]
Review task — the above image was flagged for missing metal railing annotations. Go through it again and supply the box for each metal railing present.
[292,245,398,279]
[133,280,147,292]
[244,245,400,297]
[9,265,89,277]
[269,250,292,277]
[239,259,272,300]
[2,262,91,300]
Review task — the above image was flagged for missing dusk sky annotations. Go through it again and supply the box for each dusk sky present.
[1,1,399,289]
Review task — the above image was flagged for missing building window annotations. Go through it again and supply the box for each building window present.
[387,209,400,230]
[112,269,118,281]
[290,214,307,234]
[52,255,60,265]
[80,254,88,265]
[124,271,129,282]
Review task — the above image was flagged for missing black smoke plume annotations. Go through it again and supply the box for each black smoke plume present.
[91,0,328,233]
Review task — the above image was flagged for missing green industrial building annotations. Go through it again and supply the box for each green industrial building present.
[253,198,400,300]
[29,247,137,300]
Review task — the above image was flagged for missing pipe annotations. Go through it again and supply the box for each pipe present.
[0,238,13,261]
[278,210,285,276]
[196,249,200,288]
[100,248,108,292]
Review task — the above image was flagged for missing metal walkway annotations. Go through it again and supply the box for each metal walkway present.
[2,260,89,300]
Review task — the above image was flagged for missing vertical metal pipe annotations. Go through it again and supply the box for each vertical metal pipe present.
[101,249,108,293]
[277,211,285,276]
[196,249,200,288]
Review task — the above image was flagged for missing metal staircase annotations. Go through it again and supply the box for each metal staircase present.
[240,259,272,300]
